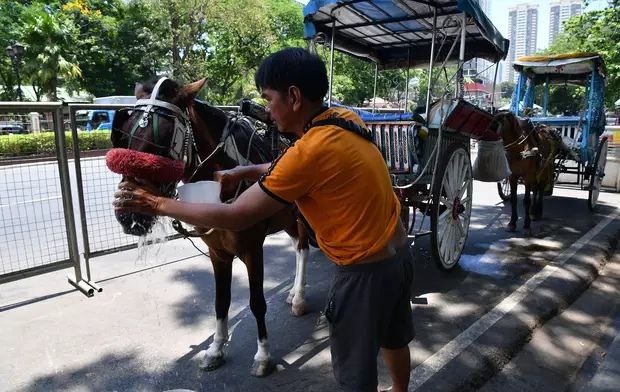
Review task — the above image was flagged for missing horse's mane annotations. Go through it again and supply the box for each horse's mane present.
[193,100,274,165]
[139,77,274,165]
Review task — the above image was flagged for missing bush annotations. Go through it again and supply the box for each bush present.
[0,131,112,158]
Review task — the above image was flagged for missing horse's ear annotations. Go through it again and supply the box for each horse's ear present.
[176,78,207,106]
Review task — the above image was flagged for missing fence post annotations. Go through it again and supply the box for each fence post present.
[53,106,94,297]
[68,106,102,293]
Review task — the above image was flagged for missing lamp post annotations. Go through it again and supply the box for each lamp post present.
[5,43,25,101]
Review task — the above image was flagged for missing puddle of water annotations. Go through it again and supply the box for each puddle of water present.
[459,253,507,279]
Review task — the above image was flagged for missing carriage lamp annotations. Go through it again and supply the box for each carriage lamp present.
[5,43,25,101]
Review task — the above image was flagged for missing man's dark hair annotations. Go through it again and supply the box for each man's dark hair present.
[255,48,328,102]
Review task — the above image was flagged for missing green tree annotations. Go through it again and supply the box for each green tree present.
[63,0,168,96]
[0,1,27,100]
[548,3,620,107]
[19,3,82,101]
[500,81,515,99]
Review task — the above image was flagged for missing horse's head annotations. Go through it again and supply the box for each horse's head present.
[489,111,519,142]
[106,77,207,236]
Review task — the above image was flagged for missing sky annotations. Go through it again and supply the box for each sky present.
[488,0,608,50]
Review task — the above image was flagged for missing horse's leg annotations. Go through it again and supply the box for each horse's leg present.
[537,186,544,219]
[530,188,538,220]
[507,175,518,232]
[523,185,532,236]
[241,245,273,377]
[286,220,309,316]
[201,249,234,371]
[534,184,544,220]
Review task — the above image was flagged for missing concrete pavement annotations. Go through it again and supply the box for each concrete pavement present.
[1,181,619,391]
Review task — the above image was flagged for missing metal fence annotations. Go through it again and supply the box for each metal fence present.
[0,102,94,296]
[2,101,619,297]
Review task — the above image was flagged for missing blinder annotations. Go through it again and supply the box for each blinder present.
[110,77,195,165]
[110,108,132,148]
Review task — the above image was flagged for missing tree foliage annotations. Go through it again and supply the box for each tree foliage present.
[0,0,495,107]
[0,1,24,100]
[547,3,620,107]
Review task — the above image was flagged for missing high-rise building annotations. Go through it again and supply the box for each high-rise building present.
[463,0,492,83]
[503,3,539,83]
[549,0,582,45]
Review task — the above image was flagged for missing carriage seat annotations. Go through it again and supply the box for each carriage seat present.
[431,99,499,141]
[364,120,422,174]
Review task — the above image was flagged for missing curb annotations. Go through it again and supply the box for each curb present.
[412,220,620,391]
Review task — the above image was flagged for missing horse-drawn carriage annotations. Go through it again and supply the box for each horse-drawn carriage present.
[501,53,608,211]
[304,0,509,269]
[106,0,511,374]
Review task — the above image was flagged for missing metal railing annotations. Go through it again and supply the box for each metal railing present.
[0,102,94,296]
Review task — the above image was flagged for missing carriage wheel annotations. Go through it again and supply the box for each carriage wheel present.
[431,144,473,270]
[497,178,510,201]
[587,137,608,211]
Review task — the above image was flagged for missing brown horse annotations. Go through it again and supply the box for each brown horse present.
[108,77,309,377]
[489,111,561,234]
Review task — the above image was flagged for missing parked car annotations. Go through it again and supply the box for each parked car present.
[0,123,28,135]
[85,110,116,131]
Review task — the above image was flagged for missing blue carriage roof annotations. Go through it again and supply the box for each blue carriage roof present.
[303,0,509,70]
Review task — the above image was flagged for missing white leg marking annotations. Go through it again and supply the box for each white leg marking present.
[291,245,308,316]
[254,338,271,362]
[206,317,228,357]
[287,238,300,304]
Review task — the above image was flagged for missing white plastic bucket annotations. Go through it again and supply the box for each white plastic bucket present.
[177,181,221,204]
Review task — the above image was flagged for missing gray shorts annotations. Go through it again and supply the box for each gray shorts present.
[324,246,415,391]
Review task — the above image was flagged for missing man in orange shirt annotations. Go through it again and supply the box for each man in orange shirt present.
[115,48,413,392]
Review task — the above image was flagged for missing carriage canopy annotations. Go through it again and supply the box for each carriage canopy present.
[512,52,606,85]
[303,0,509,69]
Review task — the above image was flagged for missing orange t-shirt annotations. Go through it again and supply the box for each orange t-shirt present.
[258,107,401,265]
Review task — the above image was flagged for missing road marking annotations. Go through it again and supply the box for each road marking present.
[410,211,620,390]
[0,195,61,208]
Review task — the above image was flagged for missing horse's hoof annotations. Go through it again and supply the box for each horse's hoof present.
[292,301,306,317]
[286,292,294,304]
[506,223,517,232]
[200,354,225,371]
[251,359,274,377]
[524,228,533,237]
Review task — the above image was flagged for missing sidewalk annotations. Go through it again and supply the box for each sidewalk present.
[585,317,620,392]
[479,239,620,392]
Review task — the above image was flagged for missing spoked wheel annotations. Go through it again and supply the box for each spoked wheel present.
[497,178,510,201]
[587,137,608,211]
[431,144,473,270]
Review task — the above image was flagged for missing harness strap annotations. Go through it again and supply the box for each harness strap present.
[127,116,142,147]
[152,113,160,146]
[307,117,375,144]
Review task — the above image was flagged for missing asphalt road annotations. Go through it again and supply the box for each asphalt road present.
[1,154,618,391]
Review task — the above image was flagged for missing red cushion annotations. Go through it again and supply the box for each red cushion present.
[106,148,185,183]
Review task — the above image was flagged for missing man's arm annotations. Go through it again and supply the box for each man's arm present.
[115,180,287,231]
[216,163,271,183]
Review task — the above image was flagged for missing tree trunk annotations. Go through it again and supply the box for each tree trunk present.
[169,6,181,79]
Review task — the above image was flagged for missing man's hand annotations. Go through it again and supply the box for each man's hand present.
[113,177,164,216]
[214,167,242,194]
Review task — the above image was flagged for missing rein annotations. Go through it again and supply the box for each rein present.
[503,127,534,151]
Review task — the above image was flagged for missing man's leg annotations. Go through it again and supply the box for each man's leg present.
[380,346,410,392]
